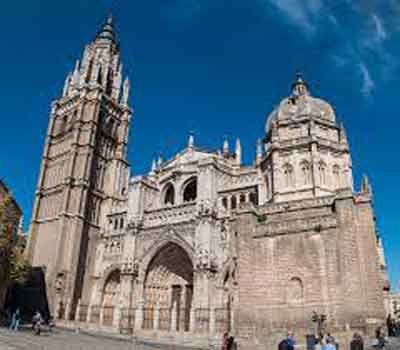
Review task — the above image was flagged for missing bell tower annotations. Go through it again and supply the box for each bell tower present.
[26,16,132,312]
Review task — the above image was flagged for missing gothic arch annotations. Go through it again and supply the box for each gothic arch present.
[318,160,327,186]
[138,236,195,283]
[143,242,194,331]
[181,177,197,202]
[162,182,175,206]
[300,160,311,185]
[101,268,121,306]
[283,163,295,187]
[332,164,340,189]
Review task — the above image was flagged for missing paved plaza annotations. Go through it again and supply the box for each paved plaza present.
[0,327,202,350]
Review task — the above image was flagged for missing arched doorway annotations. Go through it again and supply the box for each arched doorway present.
[101,269,121,326]
[144,243,193,331]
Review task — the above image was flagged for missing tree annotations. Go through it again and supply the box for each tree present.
[0,194,29,311]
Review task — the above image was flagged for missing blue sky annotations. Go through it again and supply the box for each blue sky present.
[0,0,399,288]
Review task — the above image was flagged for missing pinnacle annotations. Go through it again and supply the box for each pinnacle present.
[95,14,118,45]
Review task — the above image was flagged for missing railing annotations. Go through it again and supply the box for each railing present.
[58,302,65,320]
[215,308,230,333]
[195,308,210,334]
[103,306,114,326]
[143,203,196,227]
[90,305,100,324]
[120,307,135,334]
[178,308,190,332]
[78,304,89,322]
[159,308,171,331]
[143,308,154,330]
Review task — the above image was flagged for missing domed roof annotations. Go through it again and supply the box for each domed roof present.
[265,75,336,133]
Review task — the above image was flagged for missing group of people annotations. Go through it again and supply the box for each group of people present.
[8,308,47,335]
[279,331,364,350]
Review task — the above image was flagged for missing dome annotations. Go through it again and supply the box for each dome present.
[265,75,336,133]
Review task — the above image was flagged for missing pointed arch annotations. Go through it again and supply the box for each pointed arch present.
[163,183,175,206]
[300,160,311,186]
[332,164,340,189]
[102,269,121,306]
[182,177,197,202]
[283,163,295,188]
[318,161,327,186]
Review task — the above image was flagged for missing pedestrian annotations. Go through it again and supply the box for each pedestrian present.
[228,336,237,350]
[350,333,364,350]
[375,326,386,349]
[9,308,20,331]
[325,337,337,350]
[222,332,229,350]
[278,332,295,350]
[32,310,43,336]
[387,314,394,337]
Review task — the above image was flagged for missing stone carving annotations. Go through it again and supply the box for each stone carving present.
[197,199,218,220]
[55,273,65,294]
[121,258,139,277]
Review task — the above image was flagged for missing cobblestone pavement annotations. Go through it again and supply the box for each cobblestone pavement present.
[1,328,399,350]
[0,327,135,350]
[0,327,204,350]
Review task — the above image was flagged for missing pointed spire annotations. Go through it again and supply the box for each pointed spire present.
[256,138,263,164]
[150,158,157,175]
[121,77,130,106]
[235,138,241,166]
[95,14,118,45]
[157,154,163,168]
[188,132,194,149]
[223,136,229,155]
[63,72,72,97]
[18,216,24,235]
[291,72,309,98]
[71,60,81,87]
[112,63,123,100]
[340,122,348,145]
[361,174,372,194]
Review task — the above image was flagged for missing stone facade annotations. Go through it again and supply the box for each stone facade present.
[27,18,388,349]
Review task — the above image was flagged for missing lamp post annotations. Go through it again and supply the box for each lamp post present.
[311,311,327,341]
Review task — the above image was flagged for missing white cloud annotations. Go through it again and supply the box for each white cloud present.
[359,62,375,97]
[263,0,322,35]
[371,14,387,43]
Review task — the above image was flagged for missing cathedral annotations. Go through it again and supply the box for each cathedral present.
[26,16,389,349]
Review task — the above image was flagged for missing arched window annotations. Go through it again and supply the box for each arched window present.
[333,165,340,189]
[239,193,246,205]
[318,161,327,186]
[283,163,294,188]
[183,178,197,202]
[249,192,258,205]
[164,183,175,205]
[119,217,124,229]
[300,161,311,185]
[222,197,228,209]
[231,196,237,210]
[287,277,304,303]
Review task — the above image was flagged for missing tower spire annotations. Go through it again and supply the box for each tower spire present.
[235,138,242,166]
[291,72,309,98]
[95,14,118,45]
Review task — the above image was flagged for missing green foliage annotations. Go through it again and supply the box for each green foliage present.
[0,194,30,293]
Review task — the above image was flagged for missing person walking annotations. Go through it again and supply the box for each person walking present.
[350,333,364,350]
[325,338,337,350]
[279,332,295,350]
[222,332,229,350]
[9,308,20,331]
[32,310,43,336]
